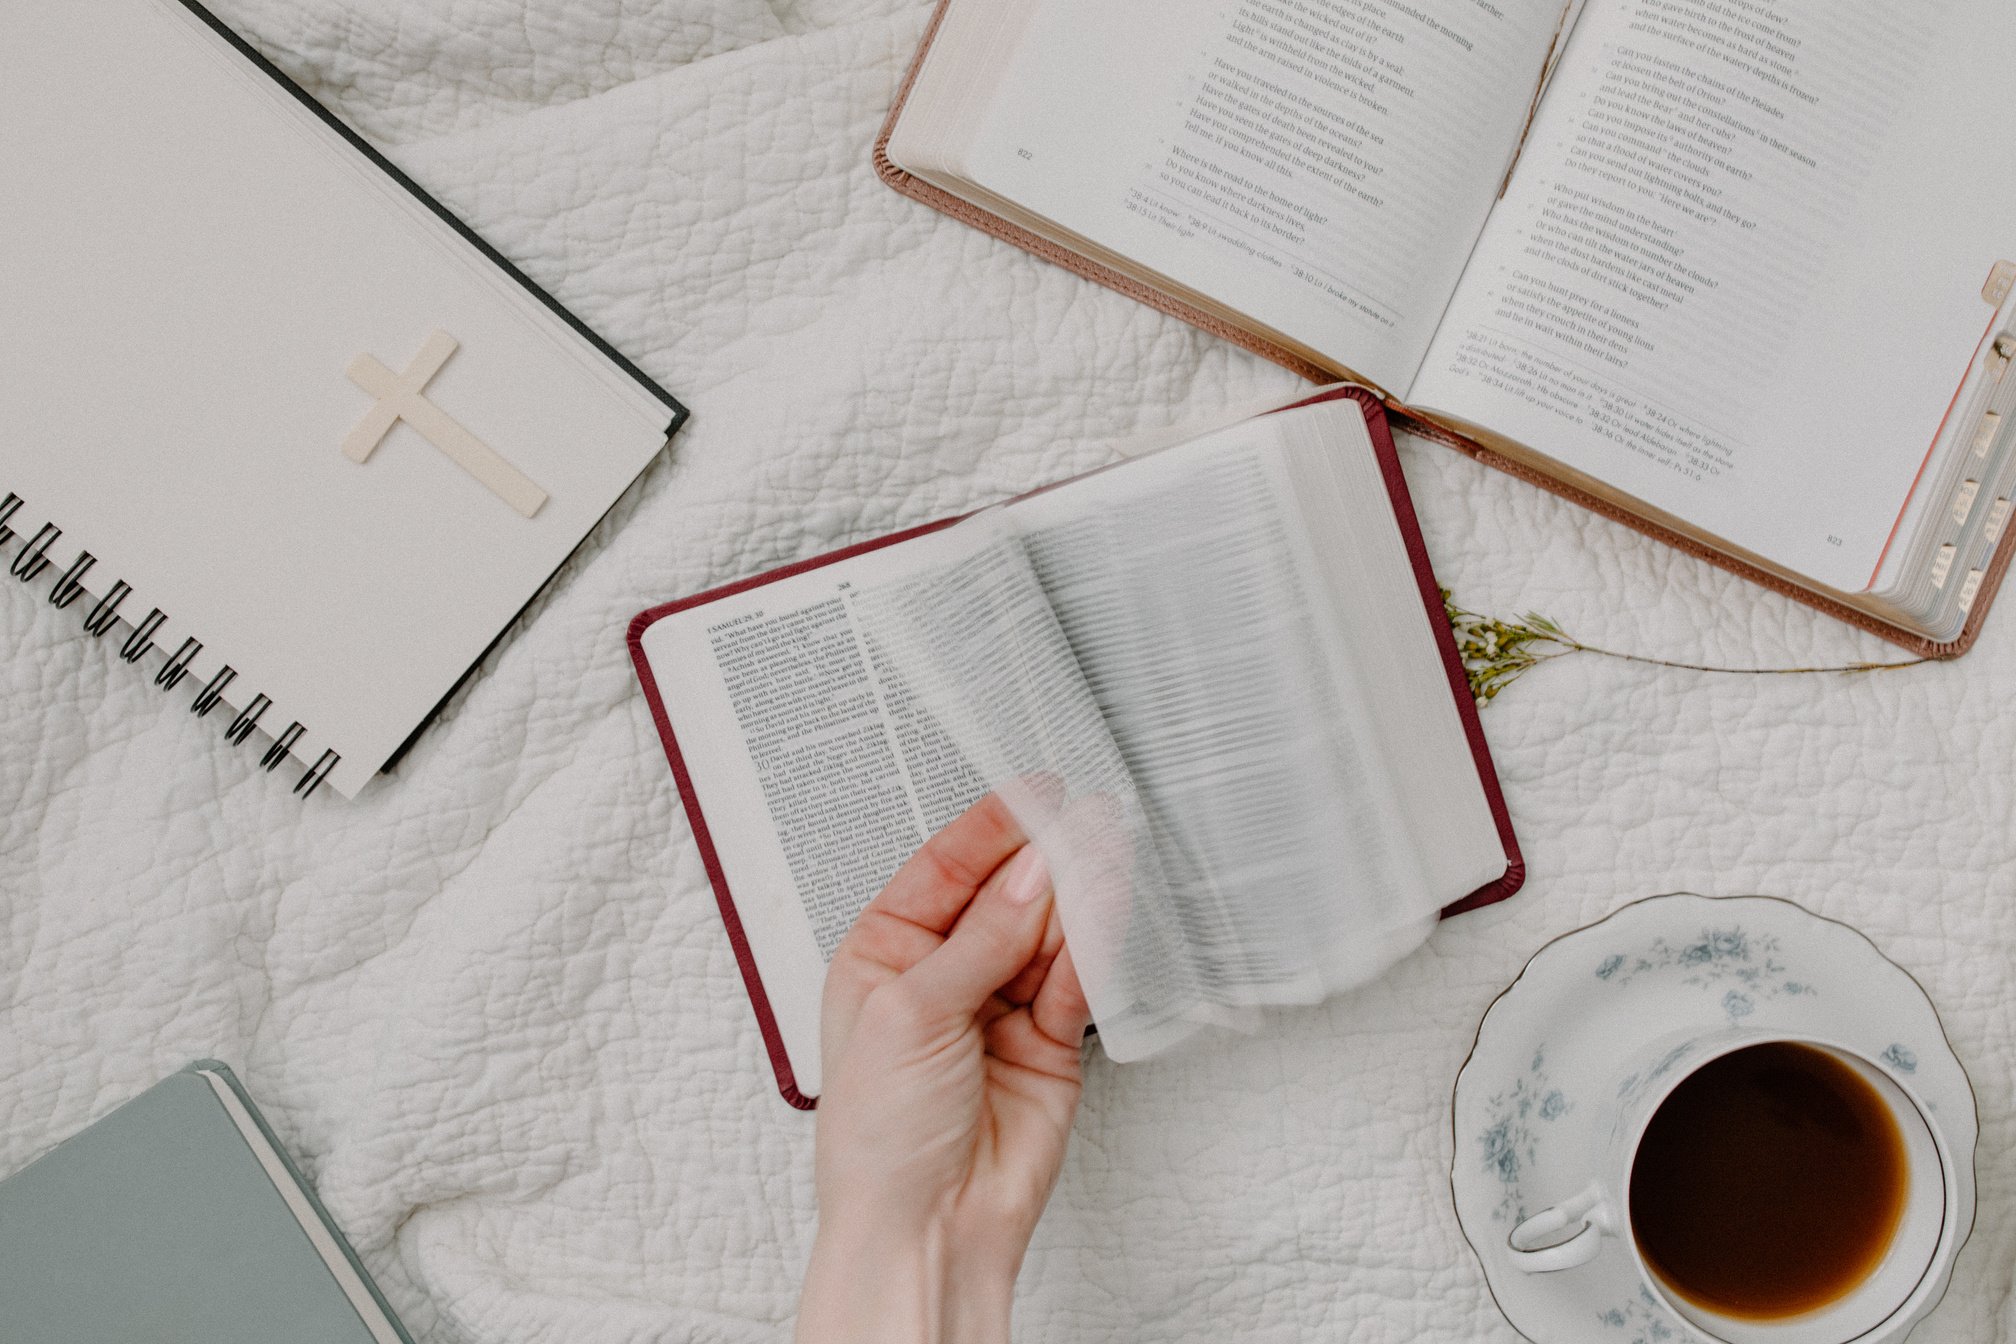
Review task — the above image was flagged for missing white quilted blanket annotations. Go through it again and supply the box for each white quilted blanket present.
[2,3,2012,1340]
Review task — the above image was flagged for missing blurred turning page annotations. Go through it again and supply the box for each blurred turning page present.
[630,389,1522,1107]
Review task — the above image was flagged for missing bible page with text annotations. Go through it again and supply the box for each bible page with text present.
[637,525,997,1098]
[1409,0,2016,592]
[942,0,1572,392]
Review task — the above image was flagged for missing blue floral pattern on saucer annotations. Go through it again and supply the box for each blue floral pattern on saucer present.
[1597,1284,1679,1343]
[1479,1048,1572,1224]
[1594,925,1817,1024]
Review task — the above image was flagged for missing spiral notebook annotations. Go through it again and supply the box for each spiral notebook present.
[0,0,687,799]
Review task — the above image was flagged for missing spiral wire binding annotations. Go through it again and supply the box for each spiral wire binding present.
[224,693,271,747]
[11,523,58,582]
[0,493,338,797]
[296,748,338,796]
[192,665,235,716]
[156,637,202,692]
[50,551,94,608]
[121,609,167,664]
[83,581,131,638]
[261,722,305,770]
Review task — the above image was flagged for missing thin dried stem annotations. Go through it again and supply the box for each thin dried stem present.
[1441,592,1927,707]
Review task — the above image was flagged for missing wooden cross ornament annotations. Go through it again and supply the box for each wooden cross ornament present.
[343,330,549,518]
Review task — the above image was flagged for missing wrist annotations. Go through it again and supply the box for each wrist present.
[942,1250,1016,1344]
[796,1218,1015,1344]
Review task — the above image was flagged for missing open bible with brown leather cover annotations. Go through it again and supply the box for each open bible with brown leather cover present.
[875,0,2016,656]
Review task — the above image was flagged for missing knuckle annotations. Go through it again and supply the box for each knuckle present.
[866,978,937,1036]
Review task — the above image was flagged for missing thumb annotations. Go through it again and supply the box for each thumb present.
[900,844,1053,1021]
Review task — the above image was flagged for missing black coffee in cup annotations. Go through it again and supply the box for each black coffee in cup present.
[1628,1041,1910,1320]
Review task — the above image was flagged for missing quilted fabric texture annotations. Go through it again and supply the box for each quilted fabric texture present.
[1,3,2012,1341]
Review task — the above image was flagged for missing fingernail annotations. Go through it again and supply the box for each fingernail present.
[999,845,1050,906]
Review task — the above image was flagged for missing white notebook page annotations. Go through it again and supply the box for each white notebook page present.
[0,1,673,796]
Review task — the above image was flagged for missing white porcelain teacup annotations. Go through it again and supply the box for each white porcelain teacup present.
[1505,1029,1956,1344]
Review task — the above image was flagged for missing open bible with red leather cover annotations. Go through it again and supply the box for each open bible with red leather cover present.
[630,389,1522,1107]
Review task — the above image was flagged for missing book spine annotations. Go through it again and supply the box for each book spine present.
[185,1062,418,1344]
[0,493,339,797]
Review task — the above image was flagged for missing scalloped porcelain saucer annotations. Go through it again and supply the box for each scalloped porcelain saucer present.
[1451,894,1977,1344]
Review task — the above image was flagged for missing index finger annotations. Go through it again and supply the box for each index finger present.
[864,793,1028,936]
[824,793,1027,1005]
[822,794,1032,1058]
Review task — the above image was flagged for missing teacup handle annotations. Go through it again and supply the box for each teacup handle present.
[1507,1181,1610,1273]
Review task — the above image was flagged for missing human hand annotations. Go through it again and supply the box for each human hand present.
[795,793,1092,1344]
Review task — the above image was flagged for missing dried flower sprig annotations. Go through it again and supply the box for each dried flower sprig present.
[1442,591,1927,707]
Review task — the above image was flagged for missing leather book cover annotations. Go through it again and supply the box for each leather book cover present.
[629,387,1525,1108]
[872,0,2009,660]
